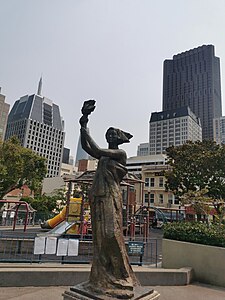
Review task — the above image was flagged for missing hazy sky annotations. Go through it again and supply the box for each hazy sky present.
[1,0,225,158]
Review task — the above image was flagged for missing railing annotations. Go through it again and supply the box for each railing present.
[0,232,161,267]
[0,200,30,231]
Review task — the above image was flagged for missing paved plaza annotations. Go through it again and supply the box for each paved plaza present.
[1,283,225,300]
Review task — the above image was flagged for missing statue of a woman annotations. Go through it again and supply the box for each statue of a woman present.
[79,100,139,298]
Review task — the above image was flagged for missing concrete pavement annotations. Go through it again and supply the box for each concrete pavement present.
[1,283,225,300]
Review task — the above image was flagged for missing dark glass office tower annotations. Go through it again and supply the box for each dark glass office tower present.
[163,45,222,140]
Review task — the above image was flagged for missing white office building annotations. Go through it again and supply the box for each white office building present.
[137,142,149,156]
[213,116,225,145]
[126,154,167,175]
[149,106,202,155]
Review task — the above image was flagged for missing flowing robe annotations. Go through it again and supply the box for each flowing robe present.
[87,156,138,296]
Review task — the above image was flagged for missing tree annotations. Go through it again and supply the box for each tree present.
[0,137,47,198]
[22,188,67,220]
[23,190,65,213]
[165,140,225,198]
[180,189,212,222]
[165,140,225,224]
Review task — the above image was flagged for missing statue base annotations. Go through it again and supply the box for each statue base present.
[62,284,160,300]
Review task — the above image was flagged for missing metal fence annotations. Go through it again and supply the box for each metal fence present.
[0,232,161,267]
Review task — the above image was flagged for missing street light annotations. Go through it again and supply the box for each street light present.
[148,191,150,210]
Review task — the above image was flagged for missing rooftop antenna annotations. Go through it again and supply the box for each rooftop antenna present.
[37,75,42,95]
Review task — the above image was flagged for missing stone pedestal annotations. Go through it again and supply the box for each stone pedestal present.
[62,285,160,300]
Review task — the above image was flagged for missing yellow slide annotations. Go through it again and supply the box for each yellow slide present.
[47,205,67,228]
[41,197,82,232]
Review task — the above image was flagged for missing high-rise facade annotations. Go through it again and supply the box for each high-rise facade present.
[62,147,70,164]
[75,132,89,166]
[149,106,202,155]
[163,45,222,140]
[137,143,149,156]
[0,88,10,141]
[213,117,225,145]
[5,82,65,177]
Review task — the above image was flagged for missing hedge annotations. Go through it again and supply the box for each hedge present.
[163,222,225,248]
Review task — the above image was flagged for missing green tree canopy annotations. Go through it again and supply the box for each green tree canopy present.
[165,140,225,199]
[0,137,47,198]
[22,188,67,220]
[23,190,66,213]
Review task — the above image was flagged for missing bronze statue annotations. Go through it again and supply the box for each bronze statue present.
[79,100,139,298]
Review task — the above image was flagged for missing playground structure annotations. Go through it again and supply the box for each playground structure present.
[0,170,145,238]
[40,196,90,235]
[0,199,36,231]
[38,170,144,237]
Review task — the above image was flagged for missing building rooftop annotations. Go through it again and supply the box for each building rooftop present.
[150,106,200,125]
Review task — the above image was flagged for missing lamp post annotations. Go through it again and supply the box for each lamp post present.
[147,191,150,237]
[65,180,72,222]
[148,191,150,210]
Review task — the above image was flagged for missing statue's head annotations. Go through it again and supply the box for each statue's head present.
[105,127,133,146]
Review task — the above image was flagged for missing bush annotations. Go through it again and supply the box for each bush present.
[163,222,225,248]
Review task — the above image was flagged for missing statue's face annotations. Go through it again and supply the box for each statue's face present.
[106,128,118,144]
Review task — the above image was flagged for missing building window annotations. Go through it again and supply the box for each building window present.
[150,193,154,204]
[150,178,155,187]
[168,194,173,205]
[159,177,164,187]
[144,193,154,205]
[145,178,149,187]
[159,194,163,204]
[144,193,149,203]
[174,196,180,205]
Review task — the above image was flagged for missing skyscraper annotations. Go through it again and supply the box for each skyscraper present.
[0,88,10,141]
[75,133,89,166]
[163,45,222,140]
[5,80,65,177]
[62,147,70,164]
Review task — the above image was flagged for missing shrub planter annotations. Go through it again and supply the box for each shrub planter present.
[162,238,225,288]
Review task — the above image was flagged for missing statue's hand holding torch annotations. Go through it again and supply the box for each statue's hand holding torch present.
[79,100,96,128]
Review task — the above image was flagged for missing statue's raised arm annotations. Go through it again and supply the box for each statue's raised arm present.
[79,100,101,159]
[79,100,132,163]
